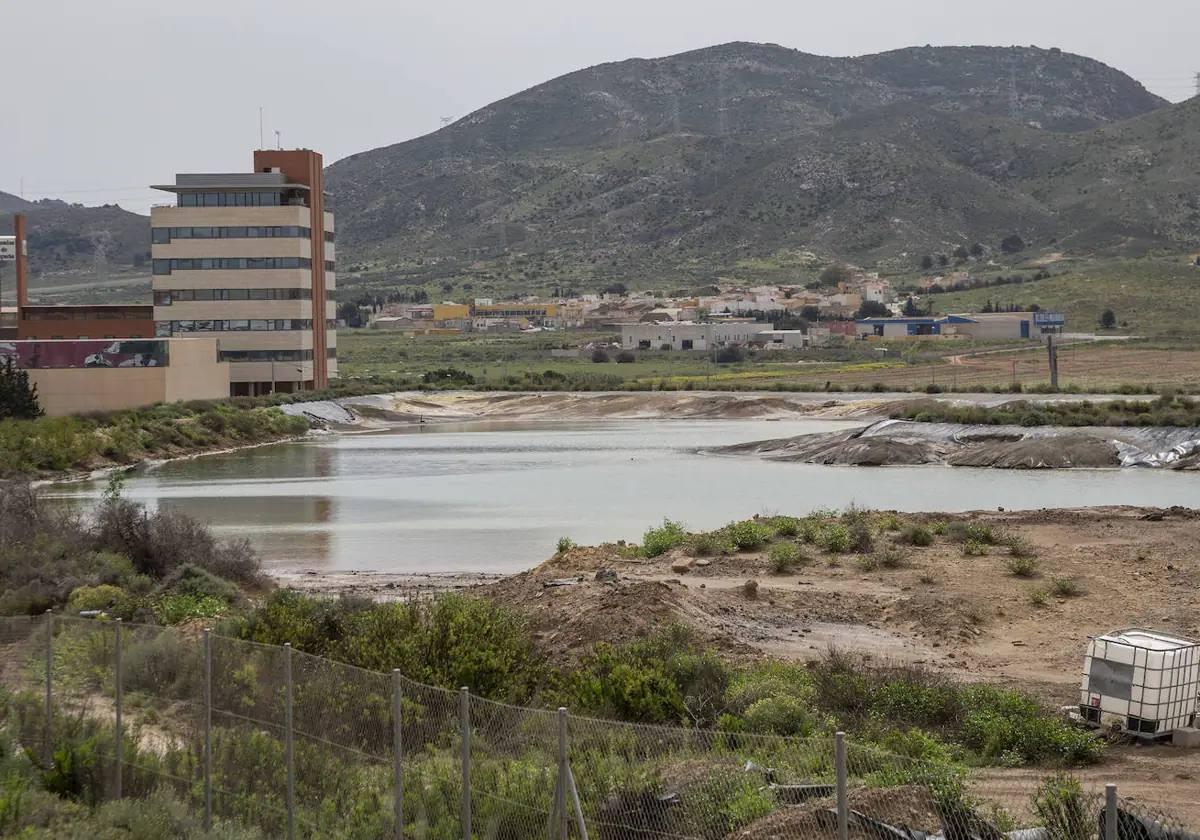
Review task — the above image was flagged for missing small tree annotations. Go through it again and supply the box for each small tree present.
[969,242,985,257]
[0,358,43,420]
[1000,234,1026,254]
[902,297,921,317]
[953,245,970,261]
[856,300,891,319]
[591,348,610,363]
[920,254,934,270]
[818,262,854,286]
[1099,309,1117,329]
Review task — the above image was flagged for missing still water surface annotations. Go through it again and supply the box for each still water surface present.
[46,419,1200,574]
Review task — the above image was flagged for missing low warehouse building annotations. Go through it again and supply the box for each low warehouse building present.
[620,321,761,351]
[0,338,230,416]
[857,312,1063,340]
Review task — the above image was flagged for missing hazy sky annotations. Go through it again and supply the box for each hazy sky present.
[3,0,1196,212]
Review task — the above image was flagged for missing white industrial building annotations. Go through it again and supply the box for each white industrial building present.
[620,321,827,351]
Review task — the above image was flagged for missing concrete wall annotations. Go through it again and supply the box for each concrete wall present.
[164,339,233,402]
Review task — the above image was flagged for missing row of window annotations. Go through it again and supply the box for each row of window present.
[177,191,285,207]
[156,319,338,335]
[23,310,149,321]
[154,288,335,304]
[153,257,312,274]
[218,348,339,363]
[153,226,311,243]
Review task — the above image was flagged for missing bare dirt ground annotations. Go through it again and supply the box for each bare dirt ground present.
[454,506,1200,822]
[477,507,1200,692]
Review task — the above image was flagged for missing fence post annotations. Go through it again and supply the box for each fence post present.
[834,731,849,840]
[393,669,403,840]
[114,618,123,800]
[557,708,569,840]
[284,642,295,840]
[1104,783,1118,840]
[203,628,213,832]
[43,609,52,765]
[460,686,471,840]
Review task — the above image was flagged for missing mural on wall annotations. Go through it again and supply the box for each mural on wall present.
[0,340,168,370]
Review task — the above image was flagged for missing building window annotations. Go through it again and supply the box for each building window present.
[150,226,311,243]
[154,288,313,304]
[155,319,314,334]
[177,191,283,208]
[151,257,312,274]
[219,349,314,362]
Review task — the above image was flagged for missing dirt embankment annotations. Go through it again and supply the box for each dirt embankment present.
[457,507,1200,701]
[333,391,861,423]
[716,420,1200,469]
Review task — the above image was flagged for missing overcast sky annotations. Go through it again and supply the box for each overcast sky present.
[3,0,1196,212]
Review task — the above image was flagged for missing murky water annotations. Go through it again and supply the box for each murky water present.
[45,419,1200,574]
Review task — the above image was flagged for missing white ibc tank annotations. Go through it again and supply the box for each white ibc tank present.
[1080,628,1200,736]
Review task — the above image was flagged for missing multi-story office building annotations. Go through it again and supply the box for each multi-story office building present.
[150,149,336,395]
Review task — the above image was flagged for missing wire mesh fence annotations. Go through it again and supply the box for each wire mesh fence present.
[0,612,1196,839]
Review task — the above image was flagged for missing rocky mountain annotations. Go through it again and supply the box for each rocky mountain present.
[0,191,35,213]
[325,42,1189,289]
[0,198,151,279]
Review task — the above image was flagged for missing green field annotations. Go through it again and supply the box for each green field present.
[926,257,1200,340]
[336,329,971,391]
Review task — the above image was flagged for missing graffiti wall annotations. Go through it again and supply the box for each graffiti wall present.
[0,340,169,370]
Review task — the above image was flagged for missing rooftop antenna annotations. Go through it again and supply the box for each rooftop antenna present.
[274,129,282,150]
[259,107,264,149]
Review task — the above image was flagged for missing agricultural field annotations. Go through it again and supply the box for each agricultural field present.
[337,328,1200,393]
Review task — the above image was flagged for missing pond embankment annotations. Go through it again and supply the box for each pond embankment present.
[713,419,1200,469]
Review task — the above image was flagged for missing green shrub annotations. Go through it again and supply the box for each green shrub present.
[66,584,128,614]
[556,536,576,554]
[878,514,903,531]
[798,518,822,543]
[962,539,988,556]
[820,524,851,553]
[689,532,731,557]
[847,520,874,553]
[876,546,910,569]
[152,593,226,625]
[768,542,803,573]
[946,521,994,543]
[1002,534,1036,558]
[643,520,687,557]
[726,520,773,551]
[742,695,816,736]
[1051,577,1083,598]
[1006,556,1038,578]
[769,516,802,537]
[161,563,241,603]
[1030,590,1049,607]
[900,524,934,546]
[1032,773,1093,840]
[930,520,948,536]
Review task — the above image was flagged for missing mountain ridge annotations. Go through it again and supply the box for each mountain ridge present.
[324,42,1190,290]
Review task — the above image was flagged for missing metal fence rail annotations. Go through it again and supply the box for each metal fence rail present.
[0,613,1193,839]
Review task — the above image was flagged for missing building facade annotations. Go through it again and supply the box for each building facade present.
[0,338,230,416]
[17,305,155,340]
[150,149,336,396]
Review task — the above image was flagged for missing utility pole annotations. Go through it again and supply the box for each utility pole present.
[1046,334,1059,390]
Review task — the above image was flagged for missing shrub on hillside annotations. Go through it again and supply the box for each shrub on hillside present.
[643,520,687,557]
[726,520,773,551]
